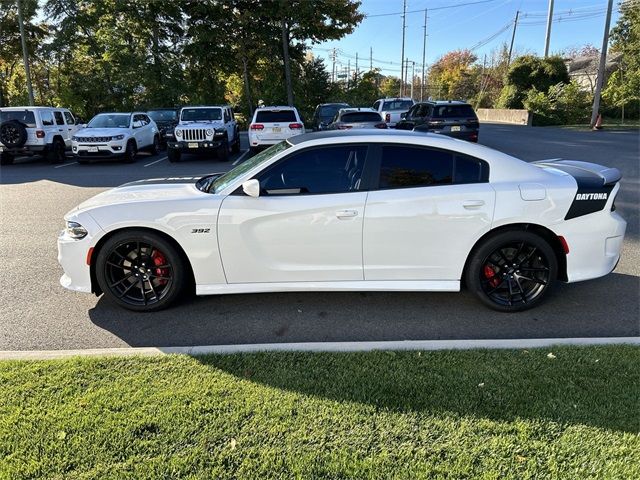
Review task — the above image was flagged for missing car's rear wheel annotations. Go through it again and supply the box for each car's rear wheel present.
[47,138,66,164]
[217,137,230,161]
[0,152,14,165]
[231,130,240,153]
[123,140,137,163]
[465,230,557,312]
[167,148,181,163]
[96,230,188,312]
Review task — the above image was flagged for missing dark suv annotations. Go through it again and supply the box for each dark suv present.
[310,103,350,131]
[147,108,179,147]
[395,101,479,142]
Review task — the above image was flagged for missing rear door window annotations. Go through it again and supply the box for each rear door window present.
[63,111,75,125]
[378,146,454,189]
[0,110,37,127]
[40,110,55,126]
[453,154,489,183]
[54,111,65,125]
[255,110,297,123]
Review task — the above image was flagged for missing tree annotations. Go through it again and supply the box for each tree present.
[602,0,640,119]
[379,76,401,98]
[498,55,569,108]
[427,50,478,100]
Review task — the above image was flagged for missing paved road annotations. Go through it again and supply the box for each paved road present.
[0,125,638,350]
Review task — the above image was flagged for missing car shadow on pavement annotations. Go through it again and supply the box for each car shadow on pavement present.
[88,272,640,349]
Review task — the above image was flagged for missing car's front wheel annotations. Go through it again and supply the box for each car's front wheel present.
[217,137,230,161]
[465,230,557,312]
[95,230,188,311]
[150,135,160,155]
[123,140,137,163]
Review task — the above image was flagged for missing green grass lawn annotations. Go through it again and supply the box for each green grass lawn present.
[1,346,639,479]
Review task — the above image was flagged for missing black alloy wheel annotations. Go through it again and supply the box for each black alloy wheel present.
[0,121,28,148]
[150,135,159,155]
[466,231,557,312]
[218,137,230,161]
[231,130,240,153]
[96,231,188,311]
[123,140,137,163]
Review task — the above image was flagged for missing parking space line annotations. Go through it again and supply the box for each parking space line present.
[144,156,167,167]
[53,161,78,168]
[232,150,250,166]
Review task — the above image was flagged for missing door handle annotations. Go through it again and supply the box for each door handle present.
[336,209,358,219]
[463,200,485,209]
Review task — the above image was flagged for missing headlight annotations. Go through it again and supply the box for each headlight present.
[175,130,182,137]
[113,134,125,140]
[65,221,88,239]
[214,128,225,137]
[71,136,78,141]
[205,129,214,137]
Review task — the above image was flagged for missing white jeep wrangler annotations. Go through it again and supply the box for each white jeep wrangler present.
[0,106,81,165]
[167,105,240,162]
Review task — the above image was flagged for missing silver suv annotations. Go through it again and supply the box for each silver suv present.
[0,106,81,165]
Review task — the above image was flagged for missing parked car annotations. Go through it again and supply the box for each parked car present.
[58,130,626,313]
[0,106,81,165]
[248,106,304,153]
[373,97,415,127]
[147,108,179,147]
[72,112,159,163]
[310,103,350,131]
[327,108,387,130]
[167,105,239,163]
[397,100,480,142]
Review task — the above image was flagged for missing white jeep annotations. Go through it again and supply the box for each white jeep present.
[0,106,81,165]
[167,105,240,162]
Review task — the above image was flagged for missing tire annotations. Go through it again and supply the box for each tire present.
[149,135,160,155]
[47,138,66,164]
[0,120,28,148]
[217,137,230,161]
[95,230,189,312]
[231,129,240,153]
[167,148,181,163]
[0,152,14,165]
[123,140,137,163]
[465,230,557,312]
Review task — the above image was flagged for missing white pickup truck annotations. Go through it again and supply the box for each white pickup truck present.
[373,97,415,128]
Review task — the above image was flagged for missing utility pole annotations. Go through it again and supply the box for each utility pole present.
[508,10,519,65]
[421,9,428,101]
[399,0,407,96]
[404,57,409,97]
[590,0,614,128]
[370,47,373,70]
[355,52,358,82]
[347,59,351,89]
[330,48,337,83]
[410,61,415,99]
[17,0,34,106]
[544,0,554,57]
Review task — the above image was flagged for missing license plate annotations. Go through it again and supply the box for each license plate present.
[451,126,461,132]
[272,127,281,133]
[188,142,199,148]
[88,146,99,152]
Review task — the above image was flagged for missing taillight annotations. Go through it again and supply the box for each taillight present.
[385,113,391,123]
[36,130,45,138]
[289,123,303,129]
[470,133,478,142]
[374,123,387,129]
[250,124,264,130]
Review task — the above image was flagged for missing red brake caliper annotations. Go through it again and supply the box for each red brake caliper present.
[151,250,169,285]
[483,264,500,287]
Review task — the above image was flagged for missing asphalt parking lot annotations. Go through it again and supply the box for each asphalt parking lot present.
[0,125,638,351]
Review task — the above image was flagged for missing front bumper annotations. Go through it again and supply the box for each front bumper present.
[73,142,126,159]
[167,140,223,152]
[57,231,94,293]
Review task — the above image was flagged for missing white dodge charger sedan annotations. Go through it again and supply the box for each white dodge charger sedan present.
[58,131,626,312]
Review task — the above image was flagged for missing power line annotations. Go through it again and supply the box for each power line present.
[365,0,497,18]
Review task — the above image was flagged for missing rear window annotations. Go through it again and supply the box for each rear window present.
[319,105,345,118]
[382,100,413,111]
[0,110,36,127]
[255,110,297,123]
[432,104,476,118]
[340,112,382,123]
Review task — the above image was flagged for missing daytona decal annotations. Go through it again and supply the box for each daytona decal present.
[576,192,608,200]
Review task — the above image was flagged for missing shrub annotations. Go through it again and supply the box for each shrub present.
[524,81,591,125]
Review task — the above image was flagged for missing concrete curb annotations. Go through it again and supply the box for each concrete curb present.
[1,337,638,361]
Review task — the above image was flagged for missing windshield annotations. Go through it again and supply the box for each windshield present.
[181,108,222,122]
[0,110,36,127]
[87,114,130,128]
[148,110,177,122]
[341,112,382,123]
[210,141,291,194]
[382,100,414,111]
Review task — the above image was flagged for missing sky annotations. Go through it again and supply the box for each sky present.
[310,0,622,77]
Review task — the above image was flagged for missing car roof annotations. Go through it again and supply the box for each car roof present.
[180,105,227,109]
[378,98,413,101]
[340,107,377,113]
[95,112,134,115]
[423,100,472,106]
[257,106,298,111]
[317,103,349,107]
[0,106,68,111]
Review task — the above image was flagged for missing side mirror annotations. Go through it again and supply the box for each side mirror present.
[400,112,407,119]
[242,179,260,198]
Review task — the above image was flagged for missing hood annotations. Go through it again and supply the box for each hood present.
[177,120,224,130]
[75,127,129,137]
[70,175,222,213]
